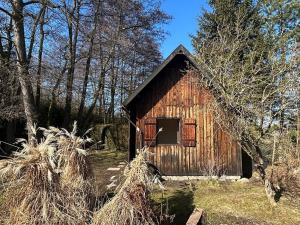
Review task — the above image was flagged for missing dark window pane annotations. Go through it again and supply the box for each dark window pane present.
[157,119,179,144]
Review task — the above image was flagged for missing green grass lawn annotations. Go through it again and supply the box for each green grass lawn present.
[152,180,300,225]
[89,149,128,169]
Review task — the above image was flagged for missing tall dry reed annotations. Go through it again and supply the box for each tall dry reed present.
[92,148,157,225]
[0,123,94,225]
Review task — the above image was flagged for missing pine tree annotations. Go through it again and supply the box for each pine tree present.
[192,0,262,56]
[192,0,267,117]
[192,0,299,205]
[261,0,300,132]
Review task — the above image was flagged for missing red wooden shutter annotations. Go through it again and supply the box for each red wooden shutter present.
[182,119,196,147]
[144,118,157,147]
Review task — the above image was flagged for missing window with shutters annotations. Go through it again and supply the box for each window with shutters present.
[144,118,157,146]
[157,118,180,145]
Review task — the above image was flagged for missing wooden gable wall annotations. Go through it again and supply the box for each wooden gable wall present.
[131,55,242,176]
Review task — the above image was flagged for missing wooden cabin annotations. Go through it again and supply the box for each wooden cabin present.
[123,45,250,177]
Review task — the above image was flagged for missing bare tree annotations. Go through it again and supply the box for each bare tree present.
[35,4,46,109]
[0,0,169,141]
[0,0,42,141]
[62,0,82,128]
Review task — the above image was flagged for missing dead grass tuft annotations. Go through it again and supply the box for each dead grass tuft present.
[0,123,94,225]
[92,149,157,225]
[267,161,300,200]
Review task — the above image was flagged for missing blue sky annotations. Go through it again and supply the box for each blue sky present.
[160,0,210,58]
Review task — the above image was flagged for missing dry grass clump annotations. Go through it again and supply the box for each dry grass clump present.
[0,123,94,225]
[92,149,157,225]
[266,132,300,200]
[267,159,300,200]
[47,123,95,211]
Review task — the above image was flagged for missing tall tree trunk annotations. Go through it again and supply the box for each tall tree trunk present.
[27,8,45,65]
[5,120,16,154]
[48,61,67,126]
[63,0,81,128]
[108,55,116,122]
[85,69,106,125]
[36,7,46,109]
[99,69,106,118]
[77,1,101,125]
[12,0,37,141]
[278,6,287,135]
[129,52,136,95]
[77,41,93,124]
[242,135,279,206]
[108,48,121,122]
[6,18,13,62]
[120,62,125,105]
[0,37,3,57]
[63,62,75,128]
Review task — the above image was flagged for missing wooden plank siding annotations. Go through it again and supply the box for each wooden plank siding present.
[132,55,242,176]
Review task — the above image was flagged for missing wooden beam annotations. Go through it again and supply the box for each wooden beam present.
[186,208,205,225]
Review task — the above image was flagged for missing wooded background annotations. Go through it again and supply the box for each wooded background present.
[0,0,170,147]
[0,0,299,161]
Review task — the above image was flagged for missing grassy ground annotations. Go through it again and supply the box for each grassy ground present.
[1,150,299,225]
[152,180,300,225]
[88,150,128,195]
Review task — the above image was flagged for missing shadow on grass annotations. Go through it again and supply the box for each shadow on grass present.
[274,189,283,202]
[205,212,263,225]
[157,189,194,225]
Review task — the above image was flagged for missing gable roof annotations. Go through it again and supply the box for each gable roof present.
[123,44,199,108]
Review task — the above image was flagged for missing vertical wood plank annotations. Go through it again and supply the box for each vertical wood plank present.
[134,60,242,176]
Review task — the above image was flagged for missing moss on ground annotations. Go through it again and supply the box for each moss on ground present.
[152,180,300,225]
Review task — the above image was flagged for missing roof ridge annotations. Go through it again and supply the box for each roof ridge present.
[123,45,197,108]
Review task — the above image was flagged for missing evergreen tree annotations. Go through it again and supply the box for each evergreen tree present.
[192,0,298,135]
[192,0,262,58]
[192,0,267,120]
[192,0,299,205]
[261,0,300,132]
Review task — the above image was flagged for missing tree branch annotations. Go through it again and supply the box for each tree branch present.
[23,1,40,6]
[0,7,13,17]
